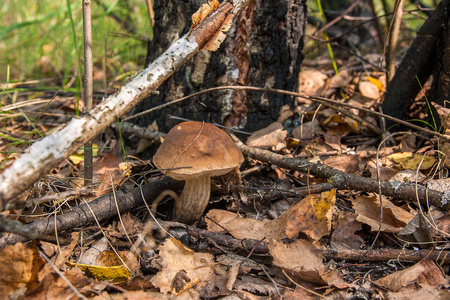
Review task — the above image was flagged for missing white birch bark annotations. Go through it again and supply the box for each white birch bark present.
[0,1,241,209]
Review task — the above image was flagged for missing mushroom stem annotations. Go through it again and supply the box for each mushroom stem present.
[174,174,211,224]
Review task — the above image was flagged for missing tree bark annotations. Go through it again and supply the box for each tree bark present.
[429,1,450,106]
[381,0,449,126]
[135,0,307,133]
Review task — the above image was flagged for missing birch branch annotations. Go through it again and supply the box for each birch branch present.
[0,0,241,210]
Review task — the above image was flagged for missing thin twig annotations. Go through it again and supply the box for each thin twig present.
[39,250,88,300]
[229,133,449,208]
[83,0,94,186]
[124,85,450,141]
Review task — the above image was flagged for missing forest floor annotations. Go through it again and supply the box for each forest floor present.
[1,1,450,299]
[1,52,449,299]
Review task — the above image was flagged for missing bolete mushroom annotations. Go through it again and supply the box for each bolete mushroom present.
[153,121,244,224]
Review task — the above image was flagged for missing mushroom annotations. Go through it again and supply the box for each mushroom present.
[153,121,244,224]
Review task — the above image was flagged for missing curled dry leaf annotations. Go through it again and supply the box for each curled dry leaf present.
[323,154,360,173]
[298,69,328,98]
[286,189,336,240]
[150,238,215,295]
[387,152,435,170]
[398,214,433,248]
[207,188,336,242]
[0,243,44,297]
[374,258,447,292]
[269,239,348,288]
[353,195,414,233]
[246,122,287,148]
[330,212,364,251]
[206,209,266,240]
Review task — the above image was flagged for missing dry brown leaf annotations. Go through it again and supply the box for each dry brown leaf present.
[398,214,433,248]
[206,209,266,240]
[0,242,44,298]
[269,239,326,284]
[353,195,414,233]
[29,268,94,299]
[389,169,426,183]
[269,239,347,288]
[150,238,215,295]
[298,69,328,97]
[427,178,450,194]
[246,122,287,148]
[93,153,128,197]
[375,258,447,292]
[322,133,346,151]
[381,284,450,300]
[330,212,364,250]
[432,102,450,135]
[286,189,336,240]
[359,79,382,99]
[323,114,359,135]
[323,154,360,173]
[364,160,398,180]
[107,213,144,239]
[292,119,322,140]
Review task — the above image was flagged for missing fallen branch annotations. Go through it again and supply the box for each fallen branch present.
[0,0,242,210]
[0,178,182,245]
[230,134,450,209]
[183,224,450,263]
[317,248,450,264]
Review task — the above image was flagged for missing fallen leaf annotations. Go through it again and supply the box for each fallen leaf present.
[246,122,287,148]
[298,69,328,97]
[292,119,321,140]
[206,209,266,240]
[387,152,435,170]
[150,238,215,295]
[29,268,94,299]
[374,258,447,292]
[0,243,44,297]
[66,261,132,282]
[323,154,359,173]
[286,189,336,240]
[359,78,383,99]
[398,214,433,248]
[323,114,358,135]
[269,239,347,288]
[353,195,414,233]
[330,212,364,250]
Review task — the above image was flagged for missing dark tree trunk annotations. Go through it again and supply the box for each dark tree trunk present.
[133,0,306,134]
[381,0,449,127]
[428,1,450,106]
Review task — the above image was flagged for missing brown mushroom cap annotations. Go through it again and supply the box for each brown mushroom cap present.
[153,121,244,180]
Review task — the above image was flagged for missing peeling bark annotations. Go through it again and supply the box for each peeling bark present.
[136,0,307,133]
[0,1,244,209]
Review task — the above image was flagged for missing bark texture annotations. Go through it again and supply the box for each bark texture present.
[135,0,307,133]
[381,0,449,126]
[428,1,450,106]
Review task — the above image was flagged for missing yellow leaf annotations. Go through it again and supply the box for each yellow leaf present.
[66,262,131,282]
[365,76,384,91]
[387,152,435,170]
[69,143,98,165]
